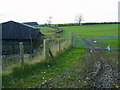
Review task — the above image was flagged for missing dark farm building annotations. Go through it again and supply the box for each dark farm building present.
[1,21,43,55]
[22,22,39,26]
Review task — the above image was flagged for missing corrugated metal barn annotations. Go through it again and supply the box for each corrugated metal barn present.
[1,21,43,55]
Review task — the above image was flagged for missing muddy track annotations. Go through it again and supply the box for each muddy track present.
[81,37,119,88]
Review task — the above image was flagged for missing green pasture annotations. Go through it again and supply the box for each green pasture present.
[36,26,56,33]
[36,26,57,38]
[37,24,118,37]
[60,24,118,37]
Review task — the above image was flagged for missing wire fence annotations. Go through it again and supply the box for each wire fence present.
[2,37,72,72]
[3,34,119,72]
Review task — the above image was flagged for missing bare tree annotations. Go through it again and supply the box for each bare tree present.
[47,16,52,26]
[75,14,83,26]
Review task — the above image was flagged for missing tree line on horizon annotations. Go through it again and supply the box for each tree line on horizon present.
[38,22,119,27]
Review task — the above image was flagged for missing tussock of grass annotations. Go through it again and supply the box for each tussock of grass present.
[2,48,85,88]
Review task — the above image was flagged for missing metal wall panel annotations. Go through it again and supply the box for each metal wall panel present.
[2,21,41,40]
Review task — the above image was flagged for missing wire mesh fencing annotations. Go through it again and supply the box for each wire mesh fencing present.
[2,37,72,72]
[42,37,72,60]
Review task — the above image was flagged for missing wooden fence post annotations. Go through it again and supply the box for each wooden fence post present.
[19,42,24,69]
[43,39,50,60]
[43,39,47,60]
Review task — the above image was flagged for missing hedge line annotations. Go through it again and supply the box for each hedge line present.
[38,22,119,27]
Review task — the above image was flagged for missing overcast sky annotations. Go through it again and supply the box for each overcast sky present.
[0,0,119,24]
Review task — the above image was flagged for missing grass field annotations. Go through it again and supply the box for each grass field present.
[60,24,118,37]
[36,24,118,37]
[36,26,57,36]
[34,26,56,38]
[36,26,56,32]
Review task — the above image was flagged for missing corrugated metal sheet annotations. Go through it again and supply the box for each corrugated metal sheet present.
[2,21,42,40]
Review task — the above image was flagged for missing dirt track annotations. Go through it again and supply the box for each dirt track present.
[81,37,119,88]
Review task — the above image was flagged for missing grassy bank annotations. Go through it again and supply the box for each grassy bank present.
[2,48,85,88]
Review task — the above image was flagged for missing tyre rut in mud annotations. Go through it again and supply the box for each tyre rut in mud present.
[81,37,119,88]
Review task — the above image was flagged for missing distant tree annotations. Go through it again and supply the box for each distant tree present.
[47,16,52,27]
[75,14,83,26]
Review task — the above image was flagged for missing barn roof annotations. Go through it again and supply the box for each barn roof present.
[2,21,38,29]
